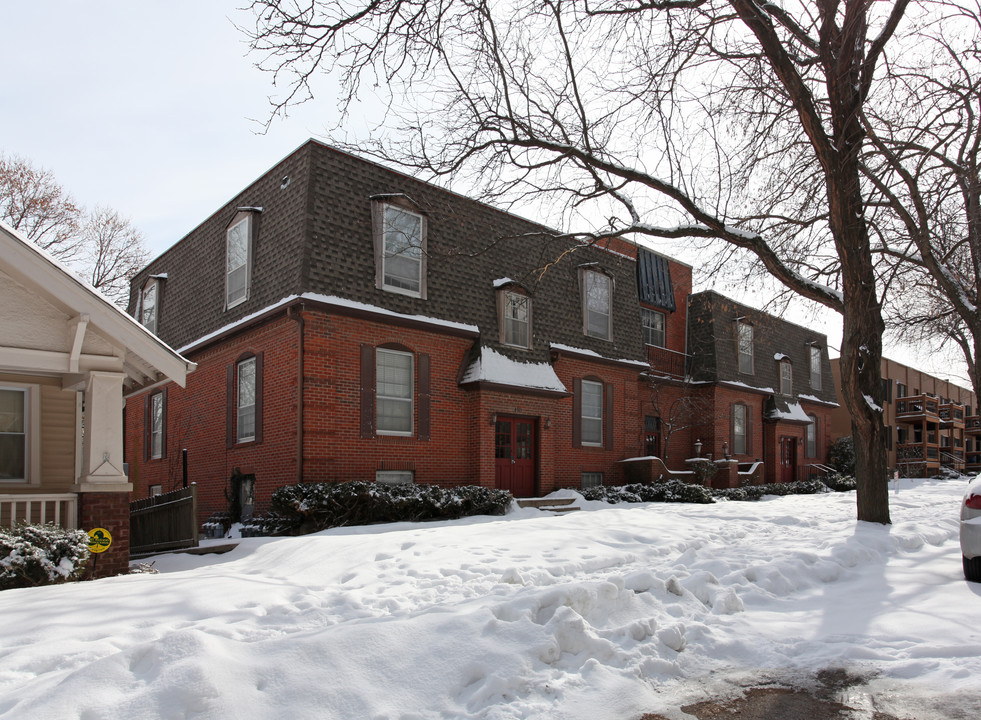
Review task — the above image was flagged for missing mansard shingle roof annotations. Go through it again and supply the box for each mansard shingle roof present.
[687,290,837,406]
[129,141,647,364]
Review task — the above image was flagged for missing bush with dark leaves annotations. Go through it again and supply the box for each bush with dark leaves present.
[822,472,857,492]
[581,480,715,505]
[714,478,829,501]
[827,436,856,475]
[270,481,513,534]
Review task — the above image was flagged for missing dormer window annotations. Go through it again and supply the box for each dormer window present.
[373,198,427,299]
[226,210,257,309]
[582,269,612,341]
[809,345,822,389]
[498,286,532,348]
[737,321,754,374]
[140,280,158,334]
[779,358,793,395]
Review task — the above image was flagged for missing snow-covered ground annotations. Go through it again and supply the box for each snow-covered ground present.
[2,477,980,719]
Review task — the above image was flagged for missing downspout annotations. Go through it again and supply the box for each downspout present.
[291,303,305,483]
[761,397,768,482]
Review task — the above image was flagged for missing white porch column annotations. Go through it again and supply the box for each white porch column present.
[73,370,132,493]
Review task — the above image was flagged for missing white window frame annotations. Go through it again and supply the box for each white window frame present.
[0,384,40,485]
[237,357,257,443]
[226,215,252,309]
[149,484,163,497]
[779,359,793,396]
[381,205,425,297]
[581,472,603,489]
[141,280,158,334]
[737,322,754,374]
[581,379,604,447]
[733,403,747,455]
[502,290,531,348]
[375,470,414,485]
[642,308,665,348]
[810,346,822,390]
[150,392,164,459]
[583,270,612,341]
[376,348,414,436]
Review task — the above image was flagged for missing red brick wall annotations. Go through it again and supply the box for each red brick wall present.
[78,492,130,578]
[549,356,645,489]
[126,303,832,531]
[127,313,301,526]
[301,312,474,486]
[666,261,692,355]
[126,307,663,525]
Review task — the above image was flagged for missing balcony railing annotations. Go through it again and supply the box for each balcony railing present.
[646,345,688,380]
[896,395,939,418]
[967,416,981,433]
[940,403,966,425]
[897,443,940,462]
[0,493,78,529]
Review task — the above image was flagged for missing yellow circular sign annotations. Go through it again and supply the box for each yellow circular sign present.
[87,528,112,553]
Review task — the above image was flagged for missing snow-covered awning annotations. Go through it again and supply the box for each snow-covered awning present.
[764,397,813,423]
[461,347,567,394]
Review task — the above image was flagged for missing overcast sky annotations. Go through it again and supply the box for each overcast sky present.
[1,2,335,256]
[1,2,971,386]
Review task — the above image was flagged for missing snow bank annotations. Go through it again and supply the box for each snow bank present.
[0,478,978,719]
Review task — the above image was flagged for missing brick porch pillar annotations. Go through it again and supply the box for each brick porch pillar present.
[78,491,131,578]
[73,370,133,578]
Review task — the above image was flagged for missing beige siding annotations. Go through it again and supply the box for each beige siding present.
[0,373,77,493]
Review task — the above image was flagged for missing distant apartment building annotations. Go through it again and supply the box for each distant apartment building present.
[830,358,979,476]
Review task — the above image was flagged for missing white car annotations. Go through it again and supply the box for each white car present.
[960,475,981,582]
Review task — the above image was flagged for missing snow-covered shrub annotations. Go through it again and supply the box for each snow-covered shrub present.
[822,472,857,492]
[270,481,512,534]
[827,436,856,475]
[0,524,90,591]
[714,478,829,501]
[582,480,715,505]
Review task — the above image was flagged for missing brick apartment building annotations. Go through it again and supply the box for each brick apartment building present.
[831,358,979,476]
[124,141,837,526]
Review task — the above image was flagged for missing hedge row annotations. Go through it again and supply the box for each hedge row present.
[582,476,853,506]
[581,480,715,504]
[713,478,830,501]
[269,481,513,534]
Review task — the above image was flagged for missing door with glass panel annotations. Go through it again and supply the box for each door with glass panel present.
[494,416,536,496]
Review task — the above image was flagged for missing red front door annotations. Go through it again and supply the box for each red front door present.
[495,417,536,497]
[779,436,797,483]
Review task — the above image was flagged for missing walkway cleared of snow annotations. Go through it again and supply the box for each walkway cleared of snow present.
[1,477,979,719]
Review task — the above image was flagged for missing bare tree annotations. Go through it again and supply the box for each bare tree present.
[646,378,715,463]
[241,0,973,523]
[858,1,981,398]
[0,155,149,307]
[0,153,82,261]
[80,206,150,305]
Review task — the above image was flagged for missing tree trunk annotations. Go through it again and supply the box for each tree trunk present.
[839,283,890,524]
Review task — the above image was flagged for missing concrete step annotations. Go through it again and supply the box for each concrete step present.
[516,497,580,513]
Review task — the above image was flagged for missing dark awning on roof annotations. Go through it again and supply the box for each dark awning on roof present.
[637,248,676,311]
